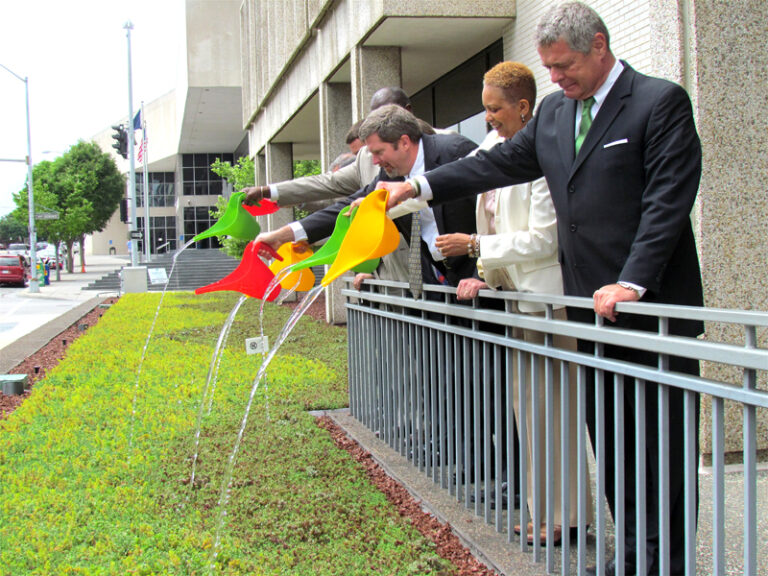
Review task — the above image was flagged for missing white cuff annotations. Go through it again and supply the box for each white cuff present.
[386,198,429,220]
[269,183,279,201]
[289,221,307,242]
[618,280,646,298]
[416,175,433,201]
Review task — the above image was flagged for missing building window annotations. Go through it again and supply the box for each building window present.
[136,215,177,254]
[136,172,175,207]
[181,152,234,196]
[410,39,503,141]
[183,206,220,249]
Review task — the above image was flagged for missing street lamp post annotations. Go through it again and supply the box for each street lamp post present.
[0,62,38,293]
[124,21,139,267]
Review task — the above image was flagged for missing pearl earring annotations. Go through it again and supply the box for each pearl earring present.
[520,114,526,124]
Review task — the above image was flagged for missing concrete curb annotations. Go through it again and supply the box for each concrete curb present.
[0,296,110,374]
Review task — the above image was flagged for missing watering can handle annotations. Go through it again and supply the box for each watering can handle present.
[252,241,283,261]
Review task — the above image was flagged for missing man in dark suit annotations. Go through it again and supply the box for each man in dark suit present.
[255,104,479,289]
[380,3,702,575]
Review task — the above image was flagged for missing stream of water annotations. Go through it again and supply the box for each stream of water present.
[207,285,324,573]
[127,238,196,454]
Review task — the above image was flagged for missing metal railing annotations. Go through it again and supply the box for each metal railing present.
[342,278,768,575]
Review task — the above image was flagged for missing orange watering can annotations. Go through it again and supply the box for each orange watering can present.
[194,241,283,301]
[269,243,316,292]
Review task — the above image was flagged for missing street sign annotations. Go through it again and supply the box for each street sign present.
[36,212,59,220]
[129,230,143,240]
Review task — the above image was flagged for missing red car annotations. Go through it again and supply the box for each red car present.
[0,254,26,286]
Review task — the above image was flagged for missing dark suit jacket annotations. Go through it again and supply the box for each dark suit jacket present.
[422,63,703,335]
[300,132,479,287]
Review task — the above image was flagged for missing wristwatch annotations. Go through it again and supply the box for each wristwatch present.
[617,281,641,297]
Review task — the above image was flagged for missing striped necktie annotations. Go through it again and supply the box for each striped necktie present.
[408,211,423,298]
[575,96,595,155]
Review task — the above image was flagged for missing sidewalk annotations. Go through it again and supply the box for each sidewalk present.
[0,254,127,373]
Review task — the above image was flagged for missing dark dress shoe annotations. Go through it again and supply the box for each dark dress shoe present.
[469,481,521,510]
[585,558,636,576]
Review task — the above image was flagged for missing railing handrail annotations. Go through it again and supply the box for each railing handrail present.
[342,285,768,372]
[353,278,768,327]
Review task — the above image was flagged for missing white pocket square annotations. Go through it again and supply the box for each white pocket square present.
[603,138,629,148]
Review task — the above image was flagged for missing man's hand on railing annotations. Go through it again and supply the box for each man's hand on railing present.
[353,273,374,290]
[593,283,641,322]
[456,277,487,300]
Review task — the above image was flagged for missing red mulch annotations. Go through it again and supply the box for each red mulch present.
[1,292,495,575]
[281,290,327,322]
[316,416,496,576]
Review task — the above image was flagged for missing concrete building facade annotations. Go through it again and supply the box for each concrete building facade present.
[93,0,246,258]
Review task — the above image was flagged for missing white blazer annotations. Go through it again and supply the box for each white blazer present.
[474,131,564,312]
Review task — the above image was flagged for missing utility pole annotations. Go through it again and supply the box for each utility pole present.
[124,21,139,267]
[0,62,38,293]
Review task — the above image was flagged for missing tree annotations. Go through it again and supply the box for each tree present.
[14,141,124,272]
[0,213,28,245]
[209,157,322,259]
[210,156,255,259]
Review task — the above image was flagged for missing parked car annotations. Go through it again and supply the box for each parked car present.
[0,255,26,286]
[7,243,29,257]
[37,244,64,269]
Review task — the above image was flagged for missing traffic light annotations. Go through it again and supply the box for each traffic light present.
[119,198,129,222]
[111,124,128,159]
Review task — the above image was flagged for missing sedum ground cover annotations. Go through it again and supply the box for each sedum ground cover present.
[0,292,454,575]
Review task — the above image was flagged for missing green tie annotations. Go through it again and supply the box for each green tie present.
[575,96,595,155]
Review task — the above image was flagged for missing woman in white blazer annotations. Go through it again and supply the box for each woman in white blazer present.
[435,61,593,546]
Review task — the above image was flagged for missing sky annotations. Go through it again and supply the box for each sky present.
[0,0,183,218]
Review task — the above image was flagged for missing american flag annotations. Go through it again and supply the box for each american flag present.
[137,136,146,164]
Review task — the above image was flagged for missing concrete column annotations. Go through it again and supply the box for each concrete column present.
[350,45,402,121]
[254,152,269,231]
[329,46,402,324]
[319,81,355,324]
[682,0,768,458]
[264,142,293,233]
[319,81,352,170]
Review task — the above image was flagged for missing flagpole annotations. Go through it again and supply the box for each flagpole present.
[140,101,151,262]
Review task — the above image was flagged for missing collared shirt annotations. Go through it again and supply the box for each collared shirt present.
[574,58,625,138]
[408,140,443,262]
